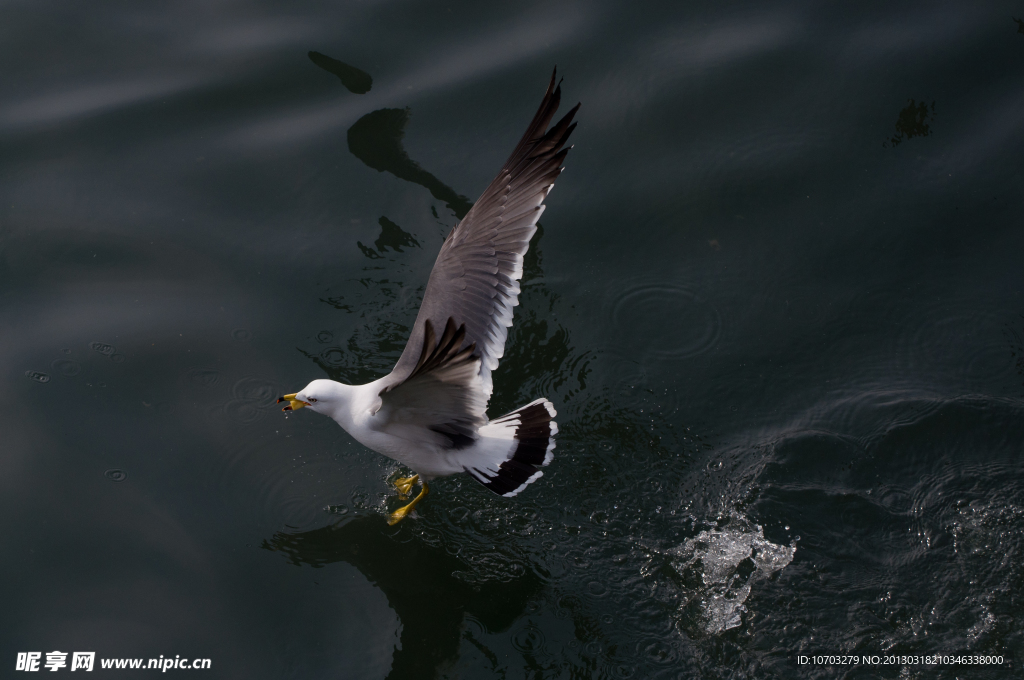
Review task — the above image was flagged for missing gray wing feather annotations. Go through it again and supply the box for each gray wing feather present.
[382,69,579,400]
[377,319,488,447]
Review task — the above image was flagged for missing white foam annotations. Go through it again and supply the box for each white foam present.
[665,514,796,634]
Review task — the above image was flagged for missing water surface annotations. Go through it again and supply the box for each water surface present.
[3,1,1023,677]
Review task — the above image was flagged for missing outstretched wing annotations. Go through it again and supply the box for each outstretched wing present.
[382,69,579,405]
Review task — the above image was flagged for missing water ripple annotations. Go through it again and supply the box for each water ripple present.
[610,283,721,360]
[186,367,221,388]
[104,469,128,482]
[231,377,278,407]
[51,359,81,377]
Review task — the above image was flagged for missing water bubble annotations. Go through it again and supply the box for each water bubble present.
[90,341,116,356]
[316,331,334,344]
[321,348,346,366]
[104,469,128,482]
[511,626,546,653]
[462,616,486,639]
[639,638,676,666]
[110,353,126,363]
[612,664,636,679]
[327,504,349,515]
[557,594,582,615]
[570,551,592,568]
[25,370,50,383]
[232,329,252,342]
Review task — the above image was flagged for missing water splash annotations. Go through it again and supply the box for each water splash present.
[654,513,796,634]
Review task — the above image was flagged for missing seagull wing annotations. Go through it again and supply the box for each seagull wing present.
[374,318,487,448]
[373,70,577,445]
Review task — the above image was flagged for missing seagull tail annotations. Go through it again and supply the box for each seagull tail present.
[464,398,557,497]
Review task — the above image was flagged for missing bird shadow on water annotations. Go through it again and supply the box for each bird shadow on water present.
[348,107,474,220]
[308,51,472,218]
[357,216,420,260]
[308,51,373,94]
[883,99,935,148]
[262,515,542,680]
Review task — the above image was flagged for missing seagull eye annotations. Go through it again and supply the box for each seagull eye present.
[309,398,317,403]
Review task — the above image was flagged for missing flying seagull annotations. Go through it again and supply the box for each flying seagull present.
[279,70,579,524]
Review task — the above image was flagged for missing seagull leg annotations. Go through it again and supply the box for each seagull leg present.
[392,474,420,499]
[388,481,428,525]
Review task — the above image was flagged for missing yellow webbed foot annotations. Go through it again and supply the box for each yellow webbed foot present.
[387,505,414,525]
[392,474,420,499]
[388,482,429,525]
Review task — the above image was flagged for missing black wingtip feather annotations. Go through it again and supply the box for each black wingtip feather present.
[471,459,541,497]
[468,399,556,497]
[407,317,477,381]
[500,68,572,171]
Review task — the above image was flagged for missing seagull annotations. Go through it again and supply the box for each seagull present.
[278,70,579,524]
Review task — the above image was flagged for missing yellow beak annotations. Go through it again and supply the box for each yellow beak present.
[277,393,308,411]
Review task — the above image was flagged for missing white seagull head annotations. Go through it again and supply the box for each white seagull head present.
[277,378,349,415]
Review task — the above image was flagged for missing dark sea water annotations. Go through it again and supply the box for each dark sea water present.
[3,1,1024,678]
